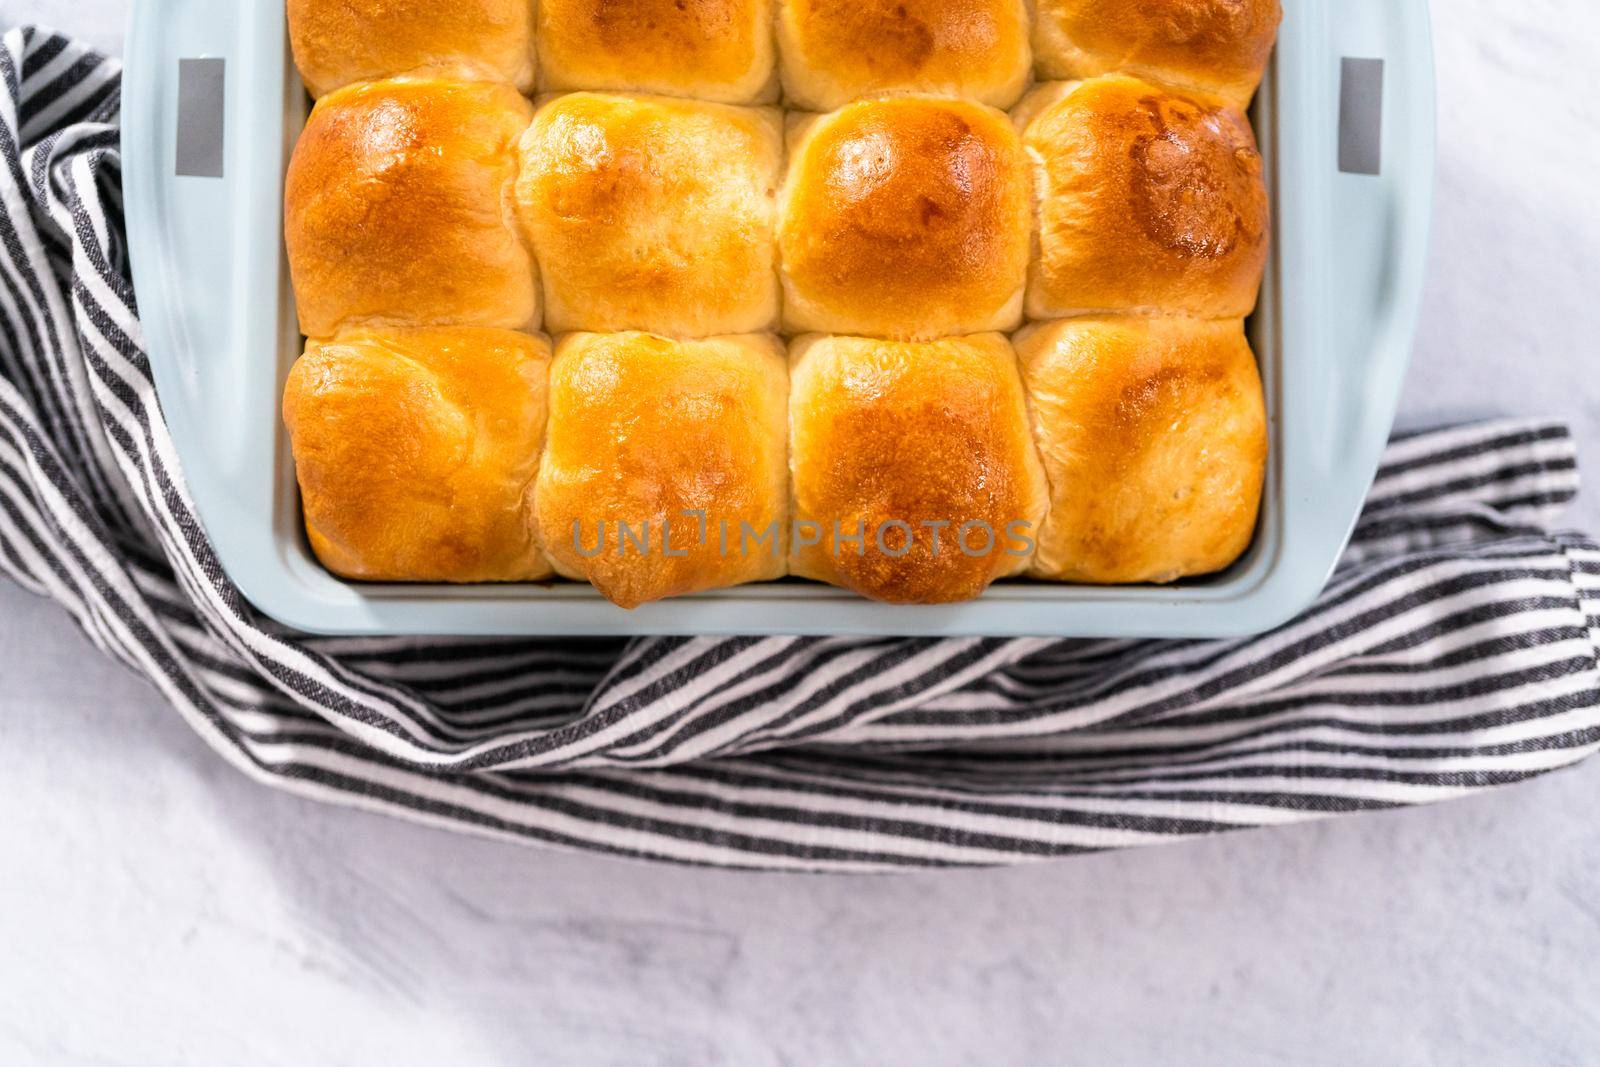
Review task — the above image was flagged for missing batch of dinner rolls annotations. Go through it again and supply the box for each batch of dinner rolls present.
[281,0,1280,609]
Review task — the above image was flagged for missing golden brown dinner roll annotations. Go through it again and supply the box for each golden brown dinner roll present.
[777,0,1032,111]
[536,333,789,609]
[537,0,777,104]
[788,334,1048,604]
[287,0,536,98]
[516,93,782,338]
[1033,0,1281,108]
[286,78,538,338]
[1016,76,1270,321]
[1014,316,1267,585]
[282,327,553,583]
[780,97,1031,340]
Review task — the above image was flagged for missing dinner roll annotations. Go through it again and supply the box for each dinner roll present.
[1016,76,1269,321]
[1034,0,1282,108]
[536,333,789,609]
[282,328,553,583]
[516,93,781,337]
[789,334,1048,604]
[287,0,536,98]
[777,0,1032,111]
[1015,316,1266,585]
[285,78,538,338]
[780,97,1031,339]
[537,0,777,104]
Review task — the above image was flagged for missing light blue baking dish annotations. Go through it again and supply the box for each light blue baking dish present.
[122,0,1435,638]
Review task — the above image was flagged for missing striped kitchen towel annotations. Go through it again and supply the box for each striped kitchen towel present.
[3,27,1598,872]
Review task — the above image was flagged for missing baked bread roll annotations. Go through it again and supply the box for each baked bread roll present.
[780,97,1031,340]
[1034,0,1282,108]
[777,0,1032,111]
[1015,316,1266,585]
[287,0,536,98]
[286,78,538,338]
[536,332,789,609]
[516,93,781,338]
[1016,76,1269,321]
[537,0,777,104]
[282,327,554,583]
[789,334,1048,604]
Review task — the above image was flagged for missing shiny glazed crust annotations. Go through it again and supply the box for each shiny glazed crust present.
[282,327,554,583]
[788,333,1049,604]
[536,332,790,609]
[284,78,538,338]
[537,0,778,104]
[1016,76,1270,321]
[1014,316,1267,584]
[1033,0,1282,108]
[780,97,1032,341]
[287,0,537,98]
[279,12,1283,605]
[516,92,782,338]
[777,0,1032,111]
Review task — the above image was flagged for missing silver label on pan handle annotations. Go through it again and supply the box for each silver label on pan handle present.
[175,58,226,179]
[1338,57,1385,176]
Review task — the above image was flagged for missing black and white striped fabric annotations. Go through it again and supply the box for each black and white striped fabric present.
[4,28,1598,872]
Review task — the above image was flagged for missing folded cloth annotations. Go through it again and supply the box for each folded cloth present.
[2,28,1597,871]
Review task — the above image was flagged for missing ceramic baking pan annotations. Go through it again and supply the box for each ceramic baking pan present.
[123,0,1435,637]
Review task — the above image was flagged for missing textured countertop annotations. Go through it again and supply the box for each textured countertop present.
[3,1,1599,1063]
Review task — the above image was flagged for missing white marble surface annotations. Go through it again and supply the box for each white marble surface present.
[3,2,1600,1064]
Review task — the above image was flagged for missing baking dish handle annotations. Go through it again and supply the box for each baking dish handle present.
[125,0,305,621]
[1256,0,1436,628]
